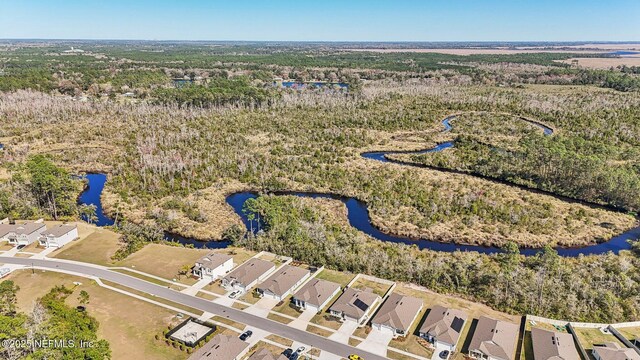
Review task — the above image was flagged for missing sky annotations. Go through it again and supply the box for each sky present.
[1,0,639,42]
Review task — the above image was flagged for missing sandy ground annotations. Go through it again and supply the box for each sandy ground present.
[558,57,640,69]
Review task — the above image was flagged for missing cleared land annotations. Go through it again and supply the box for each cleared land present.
[559,57,640,69]
[5,270,187,360]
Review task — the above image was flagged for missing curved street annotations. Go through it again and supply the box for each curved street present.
[0,256,387,360]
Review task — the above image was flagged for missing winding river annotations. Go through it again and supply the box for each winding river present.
[79,115,639,256]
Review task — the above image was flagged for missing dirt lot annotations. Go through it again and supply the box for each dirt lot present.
[5,270,187,360]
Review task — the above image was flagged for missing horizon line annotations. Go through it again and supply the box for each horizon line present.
[2,38,640,44]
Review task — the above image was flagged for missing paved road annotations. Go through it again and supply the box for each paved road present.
[0,256,387,360]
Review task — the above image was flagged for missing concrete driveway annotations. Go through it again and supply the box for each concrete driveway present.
[356,327,394,356]
[289,308,317,330]
[181,278,211,296]
[213,290,239,306]
[328,321,359,344]
[246,297,280,317]
[430,343,450,360]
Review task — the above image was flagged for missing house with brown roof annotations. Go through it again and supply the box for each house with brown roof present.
[530,327,580,360]
[193,253,234,281]
[593,342,640,360]
[5,221,46,246]
[247,348,289,360]
[292,278,341,313]
[38,224,78,248]
[221,258,275,292]
[329,287,381,325]
[468,316,519,360]
[419,305,468,352]
[188,334,249,360]
[256,265,311,301]
[371,293,423,338]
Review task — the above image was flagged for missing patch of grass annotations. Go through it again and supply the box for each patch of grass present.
[266,334,293,347]
[387,349,415,360]
[306,324,333,337]
[112,268,181,288]
[272,296,304,318]
[615,326,640,341]
[196,291,217,300]
[353,325,371,339]
[232,302,249,310]
[100,279,204,316]
[348,337,362,347]
[574,327,623,355]
[238,290,262,304]
[53,226,121,266]
[350,277,392,297]
[211,315,246,331]
[315,268,355,286]
[202,279,228,295]
[310,313,343,330]
[267,312,293,324]
[389,335,433,358]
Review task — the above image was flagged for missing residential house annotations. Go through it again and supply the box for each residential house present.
[193,253,234,281]
[38,224,79,248]
[247,348,289,360]
[188,334,248,360]
[292,278,341,313]
[419,305,468,351]
[6,221,46,246]
[371,293,423,338]
[0,223,13,242]
[530,327,580,360]
[256,265,311,301]
[329,287,381,325]
[593,342,640,360]
[221,258,275,292]
[468,316,519,360]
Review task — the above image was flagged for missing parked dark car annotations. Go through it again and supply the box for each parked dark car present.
[282,348,294,357]
[16,245,25,250]
[439,350,450,359]
[289,352,300,360]
[239,330,253,341]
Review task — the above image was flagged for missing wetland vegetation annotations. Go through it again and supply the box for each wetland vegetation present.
[1,40,639,322]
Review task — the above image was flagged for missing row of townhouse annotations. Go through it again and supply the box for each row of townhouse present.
[0,220,78,248]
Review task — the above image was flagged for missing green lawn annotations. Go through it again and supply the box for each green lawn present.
[315,268,356,286]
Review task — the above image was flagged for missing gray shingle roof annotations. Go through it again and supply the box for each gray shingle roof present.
[530,327,580,360]
[371,293,423,332]
[293,278,341,308]
[223,258,274,287]
[468,316,518,360]
[329,287,380,320]
[195,253,233,271]
[188,334,248,360]
[419,305,468,346]
[257,265,310,297]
